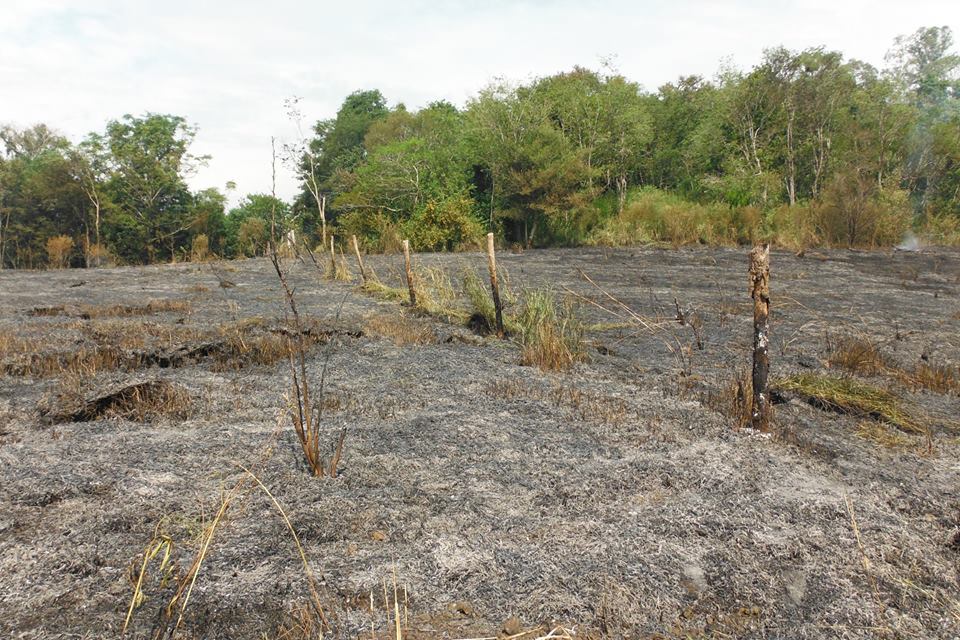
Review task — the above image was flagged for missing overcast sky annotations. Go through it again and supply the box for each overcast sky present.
[2,1,957,205]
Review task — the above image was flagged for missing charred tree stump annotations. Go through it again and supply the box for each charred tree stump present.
[749,244,771,431]
[403,239,416,306]
[351,234,367,284]
[486,232,505,336]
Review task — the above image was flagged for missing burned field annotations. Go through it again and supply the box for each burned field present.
[1,247,959,639]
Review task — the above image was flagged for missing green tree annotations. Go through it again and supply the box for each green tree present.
[337,101,482,251]
[886,26,960,211]
[466,82,590,245]
[0,125,87,268]
[295,90,390,239]
[188,188,227,256]
[100,113,208,263]
[225,194,290,257]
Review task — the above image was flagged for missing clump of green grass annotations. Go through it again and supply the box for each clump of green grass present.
[362,267,468,322]
[775,373,924,434]
[415,266,468,321]
[461,266,518,334]
[362,279,409,303]
[462,268,496,328]
[515,289,585,372]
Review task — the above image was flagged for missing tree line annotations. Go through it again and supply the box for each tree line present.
[1,26,958,268]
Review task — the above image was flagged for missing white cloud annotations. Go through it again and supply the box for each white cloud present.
[2,0,957,204]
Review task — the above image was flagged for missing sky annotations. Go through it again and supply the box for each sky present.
[2,0,958,205]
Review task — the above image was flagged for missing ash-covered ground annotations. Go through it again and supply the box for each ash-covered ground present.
[0,246,958,639]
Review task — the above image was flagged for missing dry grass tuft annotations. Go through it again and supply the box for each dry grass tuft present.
[414,266,466,321]
[29,299,192,319]
[828,336,889,376]
[126,467,329,638]
[364,313,437,346]
[361,266,468,323]
[4,343,131,378]
[702,369,753,430]
[333,250,352,281]
[775,373,924,434]
[487,379,634,426]
[829,335,960,395]
[515,290,585,372]
[907,362,960,395]
[855,420,914,448]
[81,299,192,318]
[1,316,341,378]
[27,305,69,317]
[42,379,193,424]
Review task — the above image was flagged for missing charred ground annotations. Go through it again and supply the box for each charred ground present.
[1,246,958,639]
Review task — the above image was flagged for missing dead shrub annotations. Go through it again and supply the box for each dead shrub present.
[190,234,210,262]
[272,252,347,477]
[46,235,74,269]
[85,242,113,268]
[815,172,911,247]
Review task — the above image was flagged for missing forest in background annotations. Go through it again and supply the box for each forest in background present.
[1,26,958,268]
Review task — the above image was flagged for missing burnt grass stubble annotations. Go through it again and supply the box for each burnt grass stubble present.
[0,247,958,639]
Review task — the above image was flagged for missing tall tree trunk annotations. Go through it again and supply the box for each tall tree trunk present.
[0,211,8,269]
[785,108,797,206]
[617,174,628,214]
[319,195,327,246]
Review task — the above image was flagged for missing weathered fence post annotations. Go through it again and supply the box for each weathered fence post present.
[402,239,416,306]
[351,234,367,284]
[328,235,336,274]
[749,243,771,431]
[486,232,505,336]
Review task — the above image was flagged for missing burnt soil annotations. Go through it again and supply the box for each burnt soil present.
[1,246,959,639]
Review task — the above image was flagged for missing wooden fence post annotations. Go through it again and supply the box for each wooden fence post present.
[351,234,366,284]
[328,235,336,274]
[486,232,505,336]
[403,239,416,306]
[749,244,771,431]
